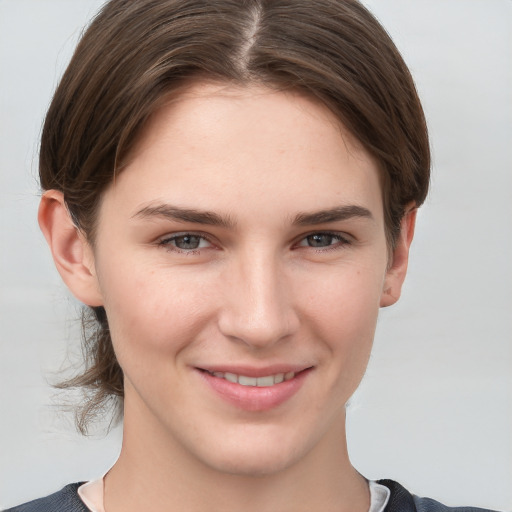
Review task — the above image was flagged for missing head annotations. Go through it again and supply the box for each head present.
[39,0,429,437]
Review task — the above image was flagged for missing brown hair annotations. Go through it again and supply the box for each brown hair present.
[40,0,430,433]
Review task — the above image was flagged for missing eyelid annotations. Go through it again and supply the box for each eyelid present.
[157,231,216,252]
[293,230,353,250]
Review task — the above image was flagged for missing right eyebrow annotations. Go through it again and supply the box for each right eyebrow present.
[132,203,236,229]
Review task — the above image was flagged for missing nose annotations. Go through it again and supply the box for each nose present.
[217,251,299,349]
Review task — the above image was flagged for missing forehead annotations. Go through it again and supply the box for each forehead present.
[132,82,368,162]
[106,82,384,225]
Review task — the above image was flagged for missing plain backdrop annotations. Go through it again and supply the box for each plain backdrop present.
[0,0,511,509]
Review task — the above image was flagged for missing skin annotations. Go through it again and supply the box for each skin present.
[39,82,415,512]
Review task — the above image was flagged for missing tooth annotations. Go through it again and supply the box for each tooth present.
[256,376,274,387]
[216,371,296,386]
[238,375,258,386]
[274,373,284,384]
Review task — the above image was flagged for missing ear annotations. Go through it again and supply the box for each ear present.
[38,190,103,307]
[380,204,417,307]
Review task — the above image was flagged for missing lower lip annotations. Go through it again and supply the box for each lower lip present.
[198,369,311,412]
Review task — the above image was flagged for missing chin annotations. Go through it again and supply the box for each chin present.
[207,451,298,478]
[194,429,313,478]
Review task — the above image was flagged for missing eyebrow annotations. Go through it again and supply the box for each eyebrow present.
[132,203,373,228]
[132,203,235,228]
[292,205,373,225]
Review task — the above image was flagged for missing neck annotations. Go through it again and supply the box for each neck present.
[104,394,369,512]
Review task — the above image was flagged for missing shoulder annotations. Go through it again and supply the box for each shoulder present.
[378,479,500,512]
[2,483,88,512]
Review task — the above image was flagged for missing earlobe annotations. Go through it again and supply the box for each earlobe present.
[38,190,103,307]
[380,204,417,307]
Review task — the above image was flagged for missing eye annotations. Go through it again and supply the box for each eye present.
[158,233,213,252]
[296,232,351,249]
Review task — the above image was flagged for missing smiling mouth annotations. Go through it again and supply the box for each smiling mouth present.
[199,367,312,410]
[204,370,297,387]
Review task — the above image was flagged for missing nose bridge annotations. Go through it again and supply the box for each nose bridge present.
[218,247,297,348]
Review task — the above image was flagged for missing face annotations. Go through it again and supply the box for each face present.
[78,83,408,476]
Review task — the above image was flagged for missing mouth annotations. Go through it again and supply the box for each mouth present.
[203,370,298,387]
[197,366,312,411]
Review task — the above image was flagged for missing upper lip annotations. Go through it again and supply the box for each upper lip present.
[196,364,312,377]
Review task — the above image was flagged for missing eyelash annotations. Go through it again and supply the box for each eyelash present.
[157,231,352,254]
[295,231,352,252]
[157,232,215,254]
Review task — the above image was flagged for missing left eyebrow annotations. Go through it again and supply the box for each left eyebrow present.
[292,205,373,226]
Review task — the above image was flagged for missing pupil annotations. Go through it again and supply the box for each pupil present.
[308,234,333,247]
[176,235,200,250]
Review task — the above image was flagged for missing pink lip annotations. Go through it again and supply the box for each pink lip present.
[197,366,312,412]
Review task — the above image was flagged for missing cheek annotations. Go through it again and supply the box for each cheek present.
[300,261,385,384]
[99,262,215,364]
[303,261,385,333]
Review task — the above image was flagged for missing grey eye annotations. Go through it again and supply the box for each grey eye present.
[305,234,336,247]
[173,235,202,250]
[159,233,212,252]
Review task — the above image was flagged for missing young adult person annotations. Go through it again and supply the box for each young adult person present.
[3,1,501,511]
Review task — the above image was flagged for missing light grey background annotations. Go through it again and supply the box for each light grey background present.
[1,0,511,509]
